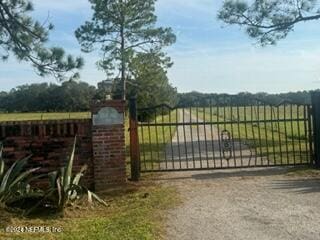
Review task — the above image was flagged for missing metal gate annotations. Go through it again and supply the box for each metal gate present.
[129,96,314,178]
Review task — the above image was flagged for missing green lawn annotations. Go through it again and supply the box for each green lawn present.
[0,183,179,240]
[0,112,91,122]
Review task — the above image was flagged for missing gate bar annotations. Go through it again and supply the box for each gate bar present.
[129,97,140,181]
[311,92,320,167]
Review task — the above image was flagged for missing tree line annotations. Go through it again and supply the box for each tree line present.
[0,80,178,113]
[0,82,315,113]
[177,91,313,107]
[1,0,320,112]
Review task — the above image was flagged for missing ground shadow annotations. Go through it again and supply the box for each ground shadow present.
[271,178,320,194]
[192,167,288,180]
[152,167,289,181]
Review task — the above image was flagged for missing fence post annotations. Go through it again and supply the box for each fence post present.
[129,97,140,181]
[311,92,320,167]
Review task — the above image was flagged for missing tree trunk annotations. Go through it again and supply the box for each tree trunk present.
[120,16,126,100]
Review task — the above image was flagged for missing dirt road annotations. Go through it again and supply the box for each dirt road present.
[163,109,266,170]
[154,167,320,240]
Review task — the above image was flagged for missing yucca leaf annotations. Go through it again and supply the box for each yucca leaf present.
[87,190,93,205]
[6,156,31,186]
[72,164,87,185]
[60,167,65,186]
[27,173,47,184]
[0,158,4,181]
[0,143,3,159]
[88,190,108,207]
[0,160,20,194]
[48,171,58,187]
[0,144,3,182]
[8,167,40,189]
[64,136,77,190]
[56,178,62,206]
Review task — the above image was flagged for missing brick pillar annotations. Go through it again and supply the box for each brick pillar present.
[91,100,126,190]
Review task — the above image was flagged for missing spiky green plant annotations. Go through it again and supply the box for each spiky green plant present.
[44,137,107,213]
[0,143,42,209]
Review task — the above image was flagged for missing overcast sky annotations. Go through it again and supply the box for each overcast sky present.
[1,0,320,93]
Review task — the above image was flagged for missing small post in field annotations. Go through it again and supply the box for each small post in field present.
[129,97,140,181]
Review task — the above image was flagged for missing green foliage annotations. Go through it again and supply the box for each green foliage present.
[178,91,312,107]
[0,145,41,209]
[0,81,96,112]
[75,0,176,98]
[0,0,83,80]
[41,137,107,213]
[111,51,178,108]
[218,0,320,45]
[0,138,106,215]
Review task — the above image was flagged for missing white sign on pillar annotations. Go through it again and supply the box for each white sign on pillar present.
[92,107,124,126]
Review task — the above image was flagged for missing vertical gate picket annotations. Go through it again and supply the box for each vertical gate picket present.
[130,95,314,174]
[307,105,314,165]
[129,97,140,181]
[311,92,320,167]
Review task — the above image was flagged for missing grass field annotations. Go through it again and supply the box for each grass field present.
[193,105,312,165]
[133,104,312,170]
[137,111,177,171]
[0,112,91,121]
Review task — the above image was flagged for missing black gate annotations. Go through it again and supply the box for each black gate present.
[129,96,314,176]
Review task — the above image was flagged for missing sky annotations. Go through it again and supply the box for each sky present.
[1,0,320,94]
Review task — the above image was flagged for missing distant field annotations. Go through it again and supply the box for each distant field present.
[137,111,177,171]
[192,105,311,165]
[0,112,91,121]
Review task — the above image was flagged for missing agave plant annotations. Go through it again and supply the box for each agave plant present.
[0,143,42,209]
[43,137,107,213]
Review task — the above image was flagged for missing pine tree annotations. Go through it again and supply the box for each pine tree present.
[75,0,176,100]
[0,0,83,80]
[218,0,320,45]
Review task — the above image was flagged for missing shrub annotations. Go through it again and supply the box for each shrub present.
[1,138,107,215]
[28,137,107,214]
[0,144,42,211]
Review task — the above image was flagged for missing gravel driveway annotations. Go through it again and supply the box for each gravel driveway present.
[154,167,320,240]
